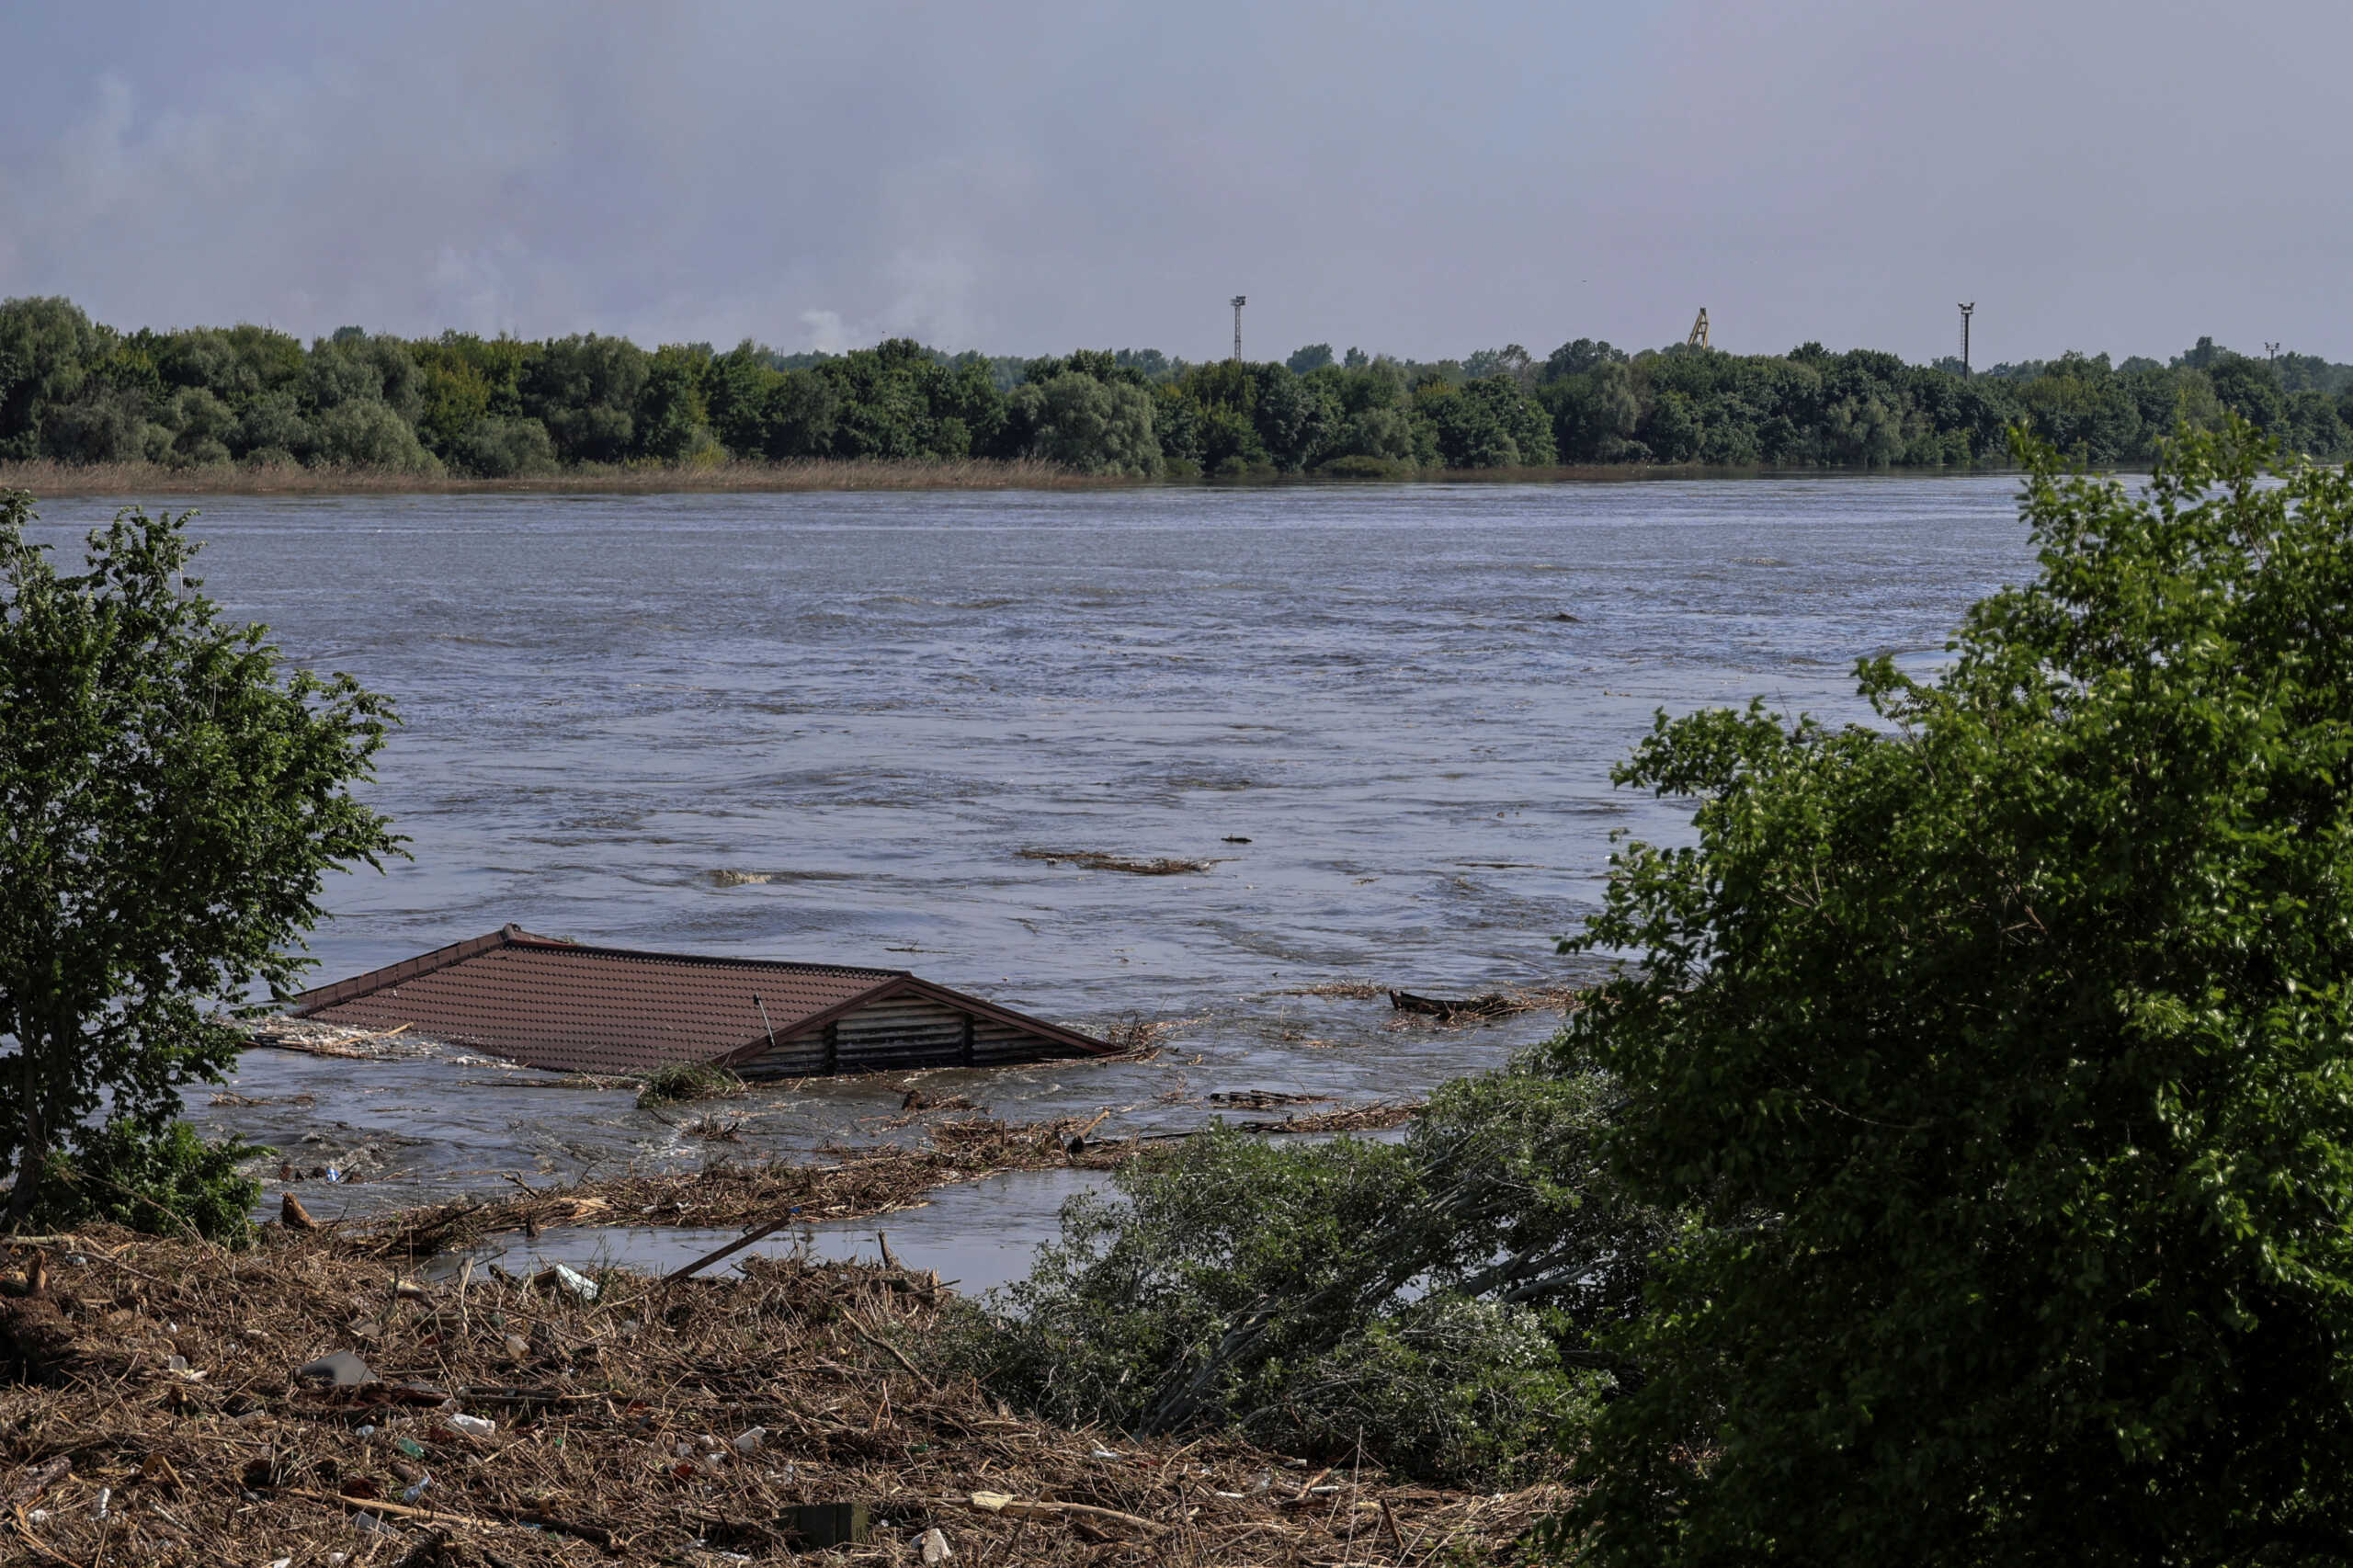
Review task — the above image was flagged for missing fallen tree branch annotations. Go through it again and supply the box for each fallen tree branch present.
[958,1491,1168,1537]
[271,1485,616,1550]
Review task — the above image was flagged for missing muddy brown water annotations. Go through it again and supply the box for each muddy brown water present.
[28,477,2038,1258]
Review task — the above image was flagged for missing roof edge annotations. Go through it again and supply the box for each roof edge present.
[709,975,1116,1069]
[904,976,1117,1057]
[290,926,916,1018]
[290,924,528,1016]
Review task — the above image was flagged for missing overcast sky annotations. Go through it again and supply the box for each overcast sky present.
[2,0,2345,365]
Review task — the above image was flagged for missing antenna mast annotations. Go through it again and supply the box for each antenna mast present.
[1231,296,1247,361]
[1958,302,1975,375]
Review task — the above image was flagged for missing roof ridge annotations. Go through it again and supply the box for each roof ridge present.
[497,928,908,978]
[292,925,912,1015]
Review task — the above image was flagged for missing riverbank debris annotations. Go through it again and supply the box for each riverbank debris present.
[1016,847,1221,875]
[0,1229,1556,1565]
[281,924,1113,1079]
[358,1105,1422,1258]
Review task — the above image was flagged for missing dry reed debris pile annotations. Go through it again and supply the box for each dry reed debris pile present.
[0,1232,1553,1565]
[359,1108,1421,1259]
[359,1116,1170,1258]
[242,1017,440,1061]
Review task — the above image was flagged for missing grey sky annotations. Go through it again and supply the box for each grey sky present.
[2,0,2345,364]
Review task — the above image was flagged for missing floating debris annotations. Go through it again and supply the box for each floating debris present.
[240,1017,432,1060]
[1206,1090,1334,1110]
[1016,848,1219,875]
[1387,986,1582,1025]
[1277,980,1386,1000]
[1093,1013,1199,1055]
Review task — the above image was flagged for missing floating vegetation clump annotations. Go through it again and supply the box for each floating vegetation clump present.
[633,1062,745,1109]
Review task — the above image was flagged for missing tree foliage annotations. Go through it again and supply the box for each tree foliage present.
[8,295,2350,478]
[1559,423,2353,1565]
[0,493,402,1234]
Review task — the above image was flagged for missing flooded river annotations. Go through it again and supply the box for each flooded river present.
[31,476,2038,1254]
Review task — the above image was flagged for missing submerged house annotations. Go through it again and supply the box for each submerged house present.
[290,924,1112,1078]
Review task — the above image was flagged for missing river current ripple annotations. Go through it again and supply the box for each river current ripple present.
[30,477,2037,1221]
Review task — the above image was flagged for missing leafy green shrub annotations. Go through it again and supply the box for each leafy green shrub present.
[450,415,557,477]
[0,494,401,1226]
[30,1119,265,1244]
[943,1060,1664,1485]
[1562,423,2353,1565]
[636,1061,744,1108]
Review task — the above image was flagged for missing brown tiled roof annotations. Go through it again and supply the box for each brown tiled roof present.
[285,925,1113,1076]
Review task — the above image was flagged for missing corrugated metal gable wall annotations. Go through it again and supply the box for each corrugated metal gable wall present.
[735,994,1083,1078]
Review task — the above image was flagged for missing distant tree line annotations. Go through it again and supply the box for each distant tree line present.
[3,295,2347,479]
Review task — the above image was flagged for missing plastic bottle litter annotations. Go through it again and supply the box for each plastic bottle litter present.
[447,1414,495,1438]
[733,1426,767,1453]
[92,1488,110,1520]
[402,1473,432,1503]
[548,1263,599,1302]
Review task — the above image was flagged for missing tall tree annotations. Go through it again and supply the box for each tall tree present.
[0,494,402,1230]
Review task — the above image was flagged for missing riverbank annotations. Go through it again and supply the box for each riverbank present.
[1,455,2009,497]
[0,456,1125,496]
[0,1226,1556,1565]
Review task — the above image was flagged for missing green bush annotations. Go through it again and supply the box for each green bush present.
[450,415,557,477]
[943,1060,1664,1485]
[29,1119,265,1244]
[1562,422,2353,1565]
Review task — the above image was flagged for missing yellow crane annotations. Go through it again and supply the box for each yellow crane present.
[1687,308,1710,349]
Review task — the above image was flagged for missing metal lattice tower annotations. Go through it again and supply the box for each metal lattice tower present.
[1959,302,1975,375]
[1687,308,1710,349]
[1231,297,1246,361]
